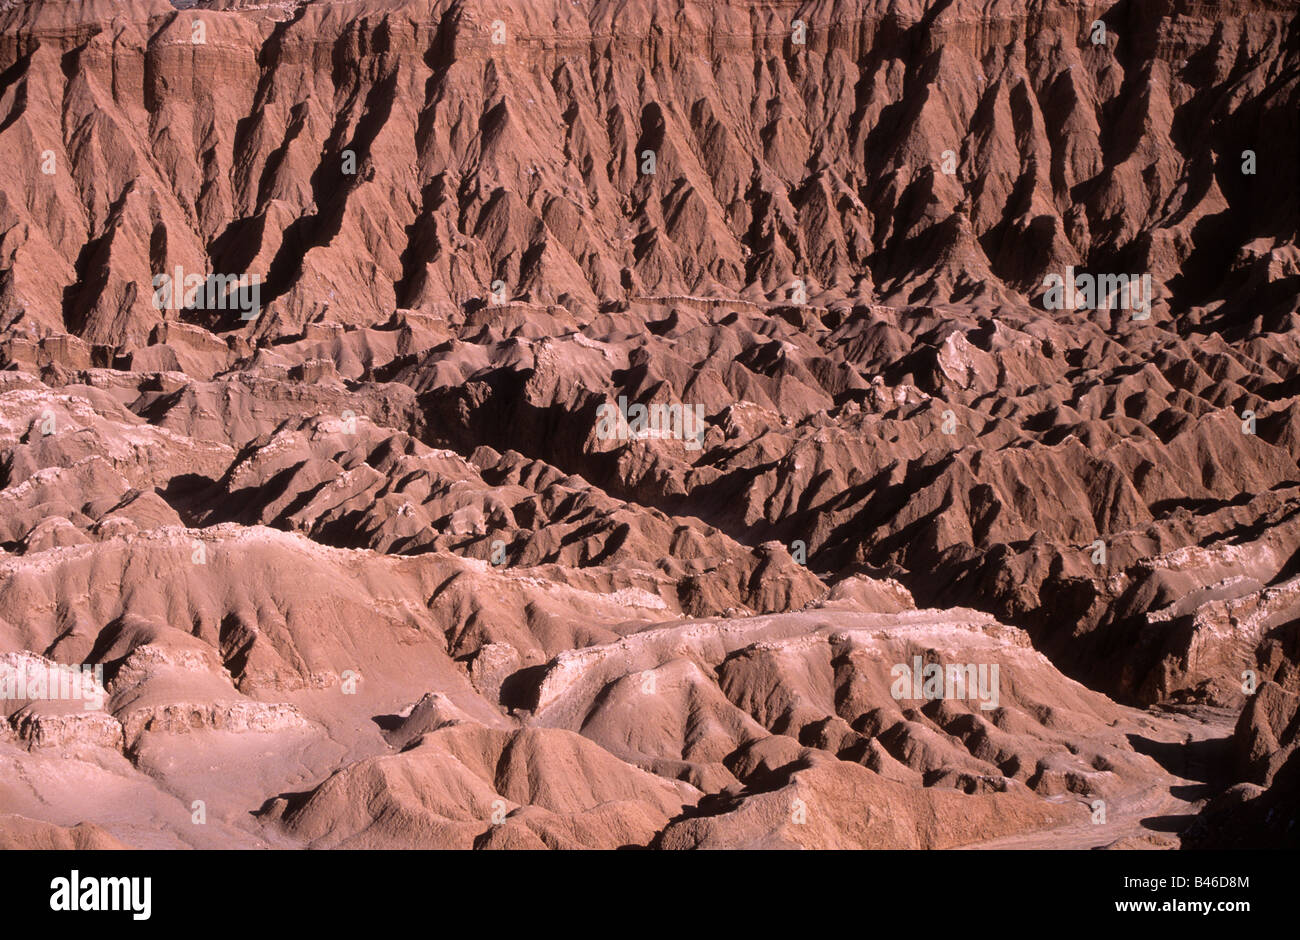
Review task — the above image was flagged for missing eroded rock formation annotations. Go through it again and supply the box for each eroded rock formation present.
[0,0,1296,848]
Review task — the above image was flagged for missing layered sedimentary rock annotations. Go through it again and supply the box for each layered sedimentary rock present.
[0,0,1296,848]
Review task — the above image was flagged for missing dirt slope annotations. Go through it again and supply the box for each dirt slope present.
[0,0,1297,849]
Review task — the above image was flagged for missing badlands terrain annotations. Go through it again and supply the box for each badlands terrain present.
[0,0,1297,849]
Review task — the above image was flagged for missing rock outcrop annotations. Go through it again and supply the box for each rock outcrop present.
[0,0,1296,849]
